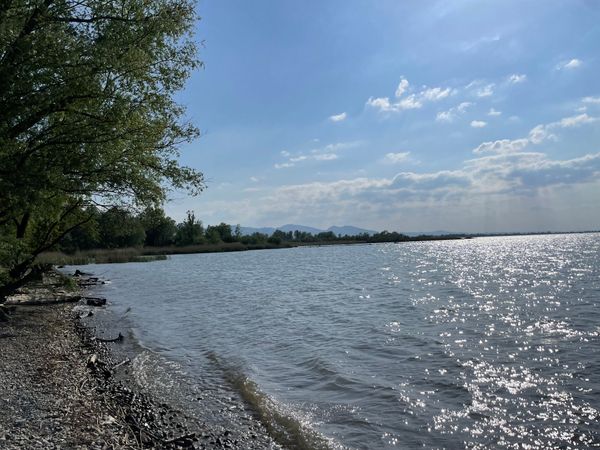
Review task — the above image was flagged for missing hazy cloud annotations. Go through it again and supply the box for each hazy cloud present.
[508,74,527,84]
[275,141,359,169]
[274,162,294,169]
[557,58,582,70]
[488,108,502,116]
[262,150,600,224]
[436,102,473,122]
[471,120,487,128]
[476,84,495,98]
[383,152,411,164]
[473,113,599,153]
[329,112,347,122]
[314,153,338,161]
[422,87,452,101]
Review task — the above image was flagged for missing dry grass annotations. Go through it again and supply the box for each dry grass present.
[37,242,294,266]
[38,249,168,265]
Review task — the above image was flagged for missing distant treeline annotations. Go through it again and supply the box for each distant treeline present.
[58,207,468,254]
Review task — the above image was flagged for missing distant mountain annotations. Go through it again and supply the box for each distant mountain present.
[277,224,324,234]
[239,224,378,237]
[327,225,377,236]
[239,226,276,236]
[401,230,458,237]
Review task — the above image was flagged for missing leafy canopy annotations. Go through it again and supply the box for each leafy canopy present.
[0,0,204,294]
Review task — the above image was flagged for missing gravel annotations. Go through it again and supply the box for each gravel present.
[0,273,284,449]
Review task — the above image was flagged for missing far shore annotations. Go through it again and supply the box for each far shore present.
[36,229,600,266]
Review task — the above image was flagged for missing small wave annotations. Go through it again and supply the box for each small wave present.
[206,351,347,450]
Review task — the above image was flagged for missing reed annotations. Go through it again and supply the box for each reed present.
[38,249,168,265]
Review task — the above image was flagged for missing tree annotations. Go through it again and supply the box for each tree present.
[59,206,101,252]
[213,222,233,243]
[204,226,222,244]
[139,207,177,247]
[175,211,204,246]
[98,207,145,249]
[0,0,204,300]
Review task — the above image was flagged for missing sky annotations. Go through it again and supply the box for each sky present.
[166,0,600,233]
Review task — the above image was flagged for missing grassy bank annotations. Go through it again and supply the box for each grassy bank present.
[38,242,295,265]
[37,235,476,266]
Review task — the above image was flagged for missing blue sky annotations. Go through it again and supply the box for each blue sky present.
[167,0,600,233]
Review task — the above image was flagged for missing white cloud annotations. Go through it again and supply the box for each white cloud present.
[557,58,582,70]
[366,96,395,112]
[559,113,597,127]
[583,96,600,104]
[250,176,259,182]
[384,152,411,164]
[473,113,599,154]
[422,87,452,101]
[397,94,423,110]
[329,112,347,122]
[508,74,527,84]
[488,108,502,116]
[280,150,290,157]
[528,113,598,144]
[395,78,409,97]
[275,141,359,168]
[436,102,473,122]
[367,77,453,114]
[528,124,553,144]
[473,138,529,154]
[471,120,487,128]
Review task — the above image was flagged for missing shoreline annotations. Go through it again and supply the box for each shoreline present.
[0,273,283,449]
[39,230,600,267]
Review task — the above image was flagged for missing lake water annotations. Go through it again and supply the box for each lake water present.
[74,234,600,449]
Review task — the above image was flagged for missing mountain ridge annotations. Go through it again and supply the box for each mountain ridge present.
[239,224,377,236]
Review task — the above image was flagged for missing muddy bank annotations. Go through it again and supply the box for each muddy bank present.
[0,274,282,449]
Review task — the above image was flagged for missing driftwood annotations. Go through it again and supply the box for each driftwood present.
[96,332,123,343]
[112,358,131,371]
[85,297,107,307]
[87,353,111,379]
[7,295,81,306]
[164,432,197,446]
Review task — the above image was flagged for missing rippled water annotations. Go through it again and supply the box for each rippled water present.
[74,234,600,449]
